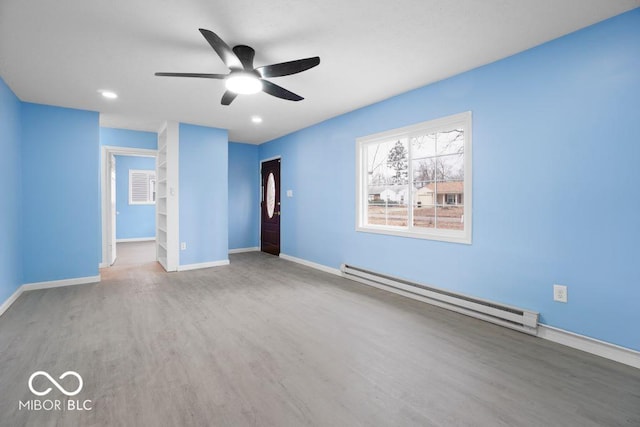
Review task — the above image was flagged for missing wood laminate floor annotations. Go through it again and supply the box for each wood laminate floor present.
[113,241,156,267]
[0,252,638,426]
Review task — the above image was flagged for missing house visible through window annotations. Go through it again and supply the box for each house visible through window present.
[446,193,457,205]
[129,170,156,205]
[356,111,472,244]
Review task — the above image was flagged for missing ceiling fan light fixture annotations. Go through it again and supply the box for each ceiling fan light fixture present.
[225,73,262,95]
[155,29,319,105]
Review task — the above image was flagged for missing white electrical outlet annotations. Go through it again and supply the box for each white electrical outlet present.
[553,284,568,303]
[180,242,187,250]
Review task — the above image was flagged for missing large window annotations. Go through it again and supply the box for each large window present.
[129,169,156,205]
[356,111,472,244]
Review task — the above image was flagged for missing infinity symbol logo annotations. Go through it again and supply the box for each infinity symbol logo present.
[28,371,83,397]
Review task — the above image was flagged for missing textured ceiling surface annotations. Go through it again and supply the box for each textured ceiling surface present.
[1,0,638,143]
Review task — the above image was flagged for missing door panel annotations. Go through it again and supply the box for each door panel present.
[109,154,117,265]
[261,159,281,255]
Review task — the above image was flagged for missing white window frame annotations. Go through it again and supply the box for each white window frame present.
[355,111,472,244]
[129,169,156,205]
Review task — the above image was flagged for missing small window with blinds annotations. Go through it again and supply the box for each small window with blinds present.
[129,169,156,205]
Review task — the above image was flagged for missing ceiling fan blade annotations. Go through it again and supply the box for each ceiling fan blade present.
[232,45,255,70]
[198,28,243,71]
[155,72,227,79]
[261,80,304,101]
[221,91,238,106]
[256,57,320,78]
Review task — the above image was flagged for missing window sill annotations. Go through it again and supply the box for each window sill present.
[356,225,471,245]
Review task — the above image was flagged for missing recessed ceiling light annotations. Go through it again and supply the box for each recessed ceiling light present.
[251,116,263,124]
[99,90,118,99]
[225,73,262,95]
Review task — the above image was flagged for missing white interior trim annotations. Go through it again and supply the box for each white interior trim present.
[260,155,282,164]
[177,260,230,271]
[229,247,259,254]
[279,253,342,276]
[116,237,156,243]
[538,324,640,369]
[101,145,157,268]
[1,275,101,318]
[0,285,25,318]
[355,111,472,245]
[22,275,101,291]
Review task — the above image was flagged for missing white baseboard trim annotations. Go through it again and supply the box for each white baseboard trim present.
[22,275,101,291]
[538,324,640,369]
[0,285,25,317]
[229,247,259,254]
[278,254,640,370]
[116,237,155,243]
[1,275,101,318]
[279,253,342,276]
[177,260,230,272]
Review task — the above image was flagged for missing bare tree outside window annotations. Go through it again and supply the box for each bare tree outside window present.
[366,139,409,226]
[387,140,408,185]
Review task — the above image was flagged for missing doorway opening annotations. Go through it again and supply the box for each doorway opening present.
[101,146,157,268]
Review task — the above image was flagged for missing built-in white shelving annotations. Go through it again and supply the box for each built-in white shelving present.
[156,122,179,272]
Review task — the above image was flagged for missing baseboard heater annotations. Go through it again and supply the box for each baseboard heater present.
[340,264,539,335]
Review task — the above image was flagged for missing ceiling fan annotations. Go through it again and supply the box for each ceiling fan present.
[155,29,320,106]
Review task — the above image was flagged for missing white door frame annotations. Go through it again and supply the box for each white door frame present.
[109,154,117,265]
[100,145,157,268]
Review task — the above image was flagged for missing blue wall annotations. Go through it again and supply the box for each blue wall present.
[0,77,22,302]
[100,127,157,149]
[179,123,228,266]
[228,142,259,250]
[21,103,100,283]
[115,155,156,240]
[260,10,640,351]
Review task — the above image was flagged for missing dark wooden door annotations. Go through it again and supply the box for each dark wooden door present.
[261,159,281,255]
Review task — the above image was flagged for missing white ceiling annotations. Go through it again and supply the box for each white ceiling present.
[1,1,638,144]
